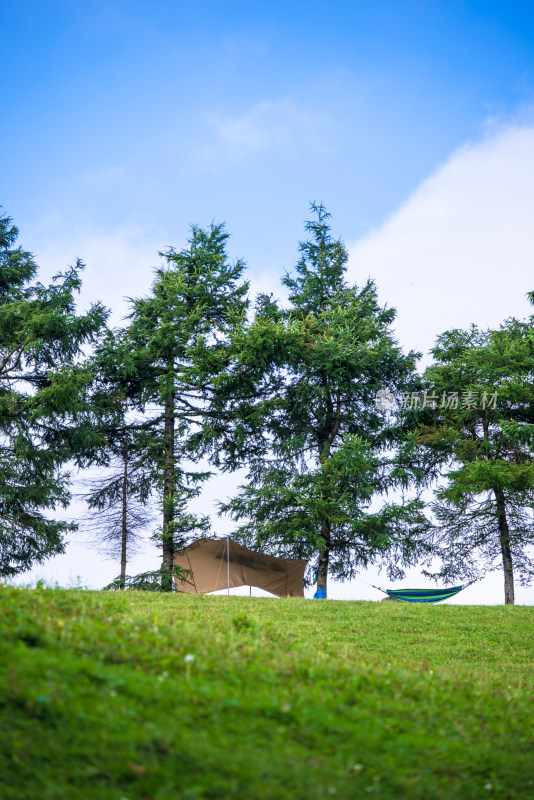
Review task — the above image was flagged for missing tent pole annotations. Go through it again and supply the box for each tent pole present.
[227,535,230,595]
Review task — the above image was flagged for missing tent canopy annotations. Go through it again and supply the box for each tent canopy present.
[173,537,307,598]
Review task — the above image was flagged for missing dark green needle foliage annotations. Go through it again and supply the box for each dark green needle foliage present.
[125,223,249,589]
[0,211,108,577]
[417,319,534,604]
[222,205,428,594]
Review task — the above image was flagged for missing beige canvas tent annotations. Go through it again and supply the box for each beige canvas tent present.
[173,537,307,597]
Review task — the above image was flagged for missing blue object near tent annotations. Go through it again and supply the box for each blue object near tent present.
[313,588,327,599]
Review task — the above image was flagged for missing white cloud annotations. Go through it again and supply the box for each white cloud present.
[30,223,165,326]
[348,122,534,363]
[201,99,330,160]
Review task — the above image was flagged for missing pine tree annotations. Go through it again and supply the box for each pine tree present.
[125,223,248,590]
[79,327,156,588]
[222,204,428,595]
[81,419,154,588]
[0,211,107,577]
[417,319,534,604]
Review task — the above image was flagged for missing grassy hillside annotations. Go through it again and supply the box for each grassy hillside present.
[1,585,533,799]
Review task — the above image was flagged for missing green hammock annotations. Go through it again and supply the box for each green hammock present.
[384,585,465,603]
[368,577,476,604]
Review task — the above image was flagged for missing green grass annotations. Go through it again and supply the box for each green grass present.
[1,586,533,799]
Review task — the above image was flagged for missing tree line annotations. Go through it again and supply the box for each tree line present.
[1,205,533,604]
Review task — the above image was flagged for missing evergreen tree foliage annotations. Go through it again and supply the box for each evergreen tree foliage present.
[221,205,428,594]
[0,211,107,576]
[125,223,249,590]
[418,320,534,604]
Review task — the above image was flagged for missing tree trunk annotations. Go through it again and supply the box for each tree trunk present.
[494,487,515,605]
[316,520,331,595]
[120,437,128,590]
[162,384,175,591]
[317,433,332,596]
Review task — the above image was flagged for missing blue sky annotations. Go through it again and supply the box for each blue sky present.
[3,0,534,268]
[3,1,534,600]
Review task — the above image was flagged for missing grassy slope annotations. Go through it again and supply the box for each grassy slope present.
[1,586,533,800]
